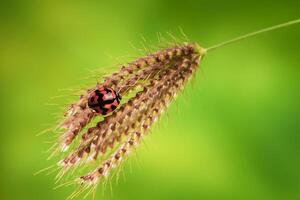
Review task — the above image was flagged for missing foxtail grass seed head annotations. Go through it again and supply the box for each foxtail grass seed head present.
[52,42,205,195]
[47,19,300,198]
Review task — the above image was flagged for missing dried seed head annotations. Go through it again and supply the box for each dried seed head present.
[54,42,206,193]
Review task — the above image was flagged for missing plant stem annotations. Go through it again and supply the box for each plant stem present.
[206,18,300,52]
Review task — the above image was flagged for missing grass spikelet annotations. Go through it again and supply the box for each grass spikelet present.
[57,43,203,152]
[52,42,205,196]
[80,54,202,186]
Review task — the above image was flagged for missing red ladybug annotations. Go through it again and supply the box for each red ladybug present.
[88,87,121,115]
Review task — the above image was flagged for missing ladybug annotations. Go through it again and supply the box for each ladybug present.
[88,87,122,115]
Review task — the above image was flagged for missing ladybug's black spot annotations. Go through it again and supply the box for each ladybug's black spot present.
[105,88,112,94]
[111,105,116,111]
[100,106,109,114]
[99,99,115,108]
[95,90,104,98]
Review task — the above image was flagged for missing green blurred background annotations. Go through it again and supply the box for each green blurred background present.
[1,1,300,200]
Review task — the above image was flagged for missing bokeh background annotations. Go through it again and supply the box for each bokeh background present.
[1,1,300,200]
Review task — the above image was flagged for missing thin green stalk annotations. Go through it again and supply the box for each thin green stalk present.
[206,18,300,52]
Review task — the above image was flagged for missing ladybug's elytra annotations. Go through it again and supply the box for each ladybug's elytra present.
[88,87,121,115]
